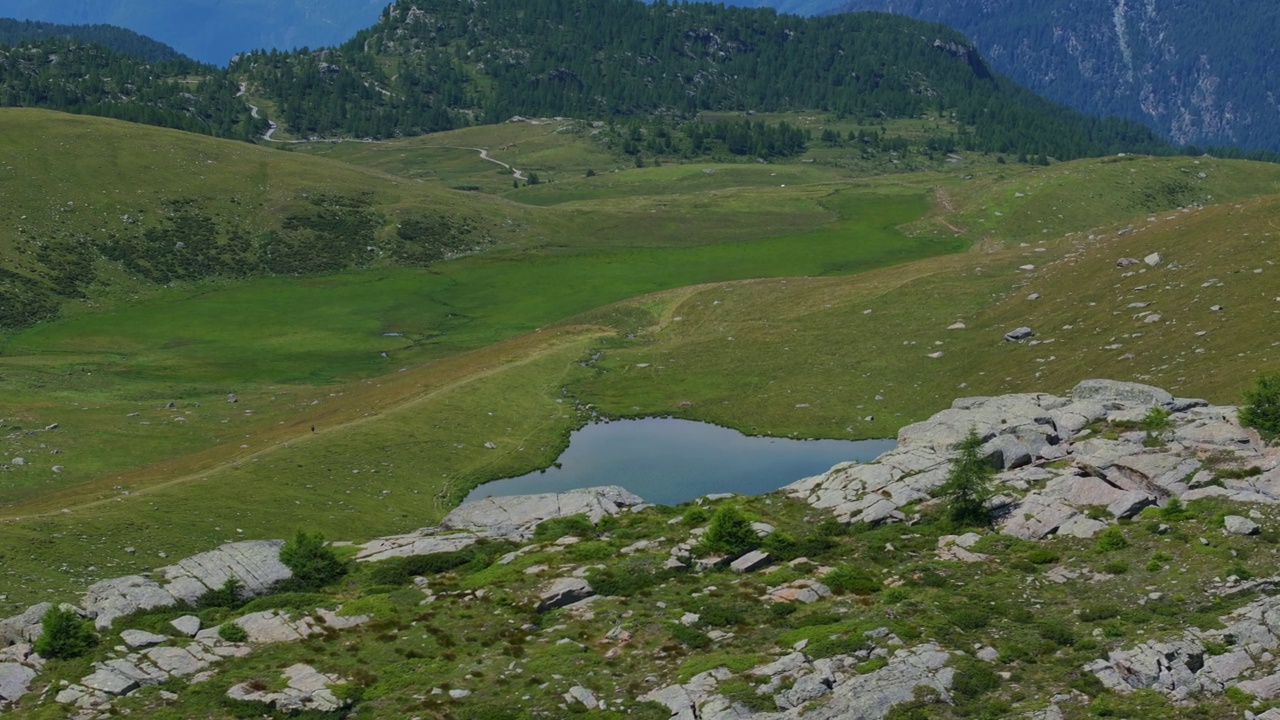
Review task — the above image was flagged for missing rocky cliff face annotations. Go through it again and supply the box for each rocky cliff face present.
[827,0,1280,152]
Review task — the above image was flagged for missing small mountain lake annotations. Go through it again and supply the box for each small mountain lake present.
[463,417,897,506]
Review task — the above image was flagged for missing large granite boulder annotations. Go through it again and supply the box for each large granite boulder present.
[442,486,644,539]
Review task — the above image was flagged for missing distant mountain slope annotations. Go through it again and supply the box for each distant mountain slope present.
[233,0,1166,160]
[0,37,260,140]
[0,18,187,61]
[0,0,385,65]
[827,0,1280,152]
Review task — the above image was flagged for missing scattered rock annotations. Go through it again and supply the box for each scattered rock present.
[1004,327,1035,342]
[1144,252,1162,266]
[565,685,599,709]
[536,578,595,612]
[170,616,202,637]
[730,550,771,574]
[120,629,169,648]
[1224,515,1261,536]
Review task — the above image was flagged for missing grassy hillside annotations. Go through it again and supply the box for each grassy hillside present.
[2,111,1280,616]
[0,110,973,609]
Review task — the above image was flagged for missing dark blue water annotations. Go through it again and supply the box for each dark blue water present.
[463,417,896,506]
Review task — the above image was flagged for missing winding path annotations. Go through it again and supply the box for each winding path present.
[425,145,527,181]
[235,84,527,179]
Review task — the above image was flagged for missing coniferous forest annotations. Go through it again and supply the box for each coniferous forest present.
[0,0,1176,162]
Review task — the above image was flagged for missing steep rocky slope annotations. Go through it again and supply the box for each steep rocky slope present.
[827,0,1280,152]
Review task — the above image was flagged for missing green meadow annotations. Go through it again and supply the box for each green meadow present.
[3,109,1280,615]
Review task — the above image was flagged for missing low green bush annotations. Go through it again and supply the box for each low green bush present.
[824,566,880,595]
[669,623,711,649]
[218,623,249,643]
[701,506,758,557]
[35,606,97,659]
[532,514,595,542]
[1095,526,1129,552]
[279,531,348,591]
[197,577,247,609]
[1240,373,1280,439]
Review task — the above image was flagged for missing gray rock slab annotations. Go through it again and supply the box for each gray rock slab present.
[566,685,599,709]
[1107,490,1157,519]
[768,644,953,720]
[0,662,37,702]
[1234,671,1280,699]
[80,667,139,696]
[442,486,644,539]
[1056,514,1109,539]
[0,603,51,646]
[355,530,488,562]
[120,629,169,648]
[730,550,771,574]
[82,576,177,631]
[143,646,210,677]
[158,539,291,605]
[1071,379,1173,408]
[1000,495,1079,540]
[170,615,202,637]
[234,611,309,643]
[1224,515,1261,536]
[536,578,595,612]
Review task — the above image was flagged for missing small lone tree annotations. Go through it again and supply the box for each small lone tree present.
[940,428,994,527]
[279,530,348,591]
[1240,373,1280,440]
[701,506,757,557]
[35,606,97,660]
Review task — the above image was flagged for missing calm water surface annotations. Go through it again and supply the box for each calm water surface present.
[463,417,896,506]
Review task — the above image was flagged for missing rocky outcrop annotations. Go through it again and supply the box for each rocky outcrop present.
[226,663,350,713]
[1086,593,1280,701]
[786,379,1277,542]
[442,485,645,539]
[54,609,369,717]
[643,639,952,719]
[80,540,292,629]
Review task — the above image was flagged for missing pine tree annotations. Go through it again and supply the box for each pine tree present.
[940,428,994,527]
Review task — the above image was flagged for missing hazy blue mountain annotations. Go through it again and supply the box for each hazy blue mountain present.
[0,18,188,61]
[0,0,385,65]
[821,0,1280,152]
